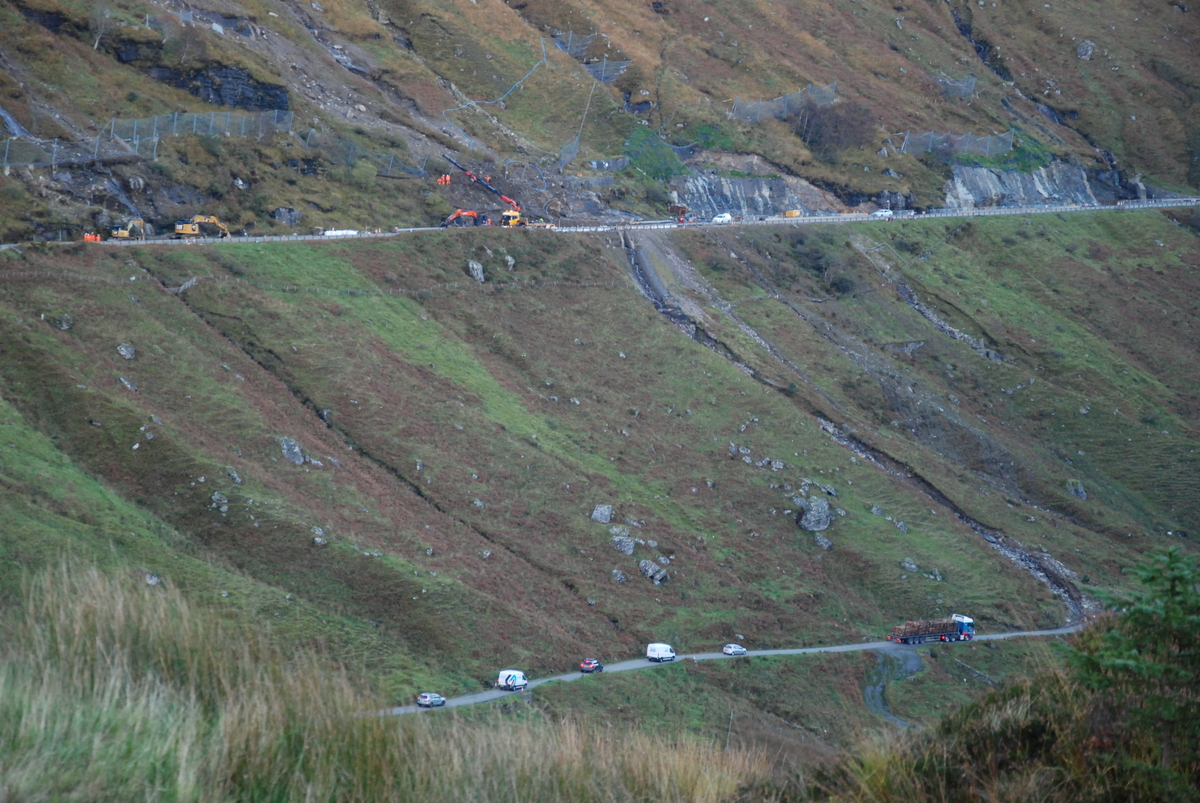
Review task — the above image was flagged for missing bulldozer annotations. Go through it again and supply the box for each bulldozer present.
[174,215,231,239]
[111,218,147,240]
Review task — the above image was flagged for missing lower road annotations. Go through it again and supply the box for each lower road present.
[380,624,1082,716]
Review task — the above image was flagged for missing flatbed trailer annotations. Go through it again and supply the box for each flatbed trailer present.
[887,613,975,645]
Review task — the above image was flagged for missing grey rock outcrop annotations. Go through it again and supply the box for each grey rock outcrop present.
[814,534,833,550]
[612,569,626,583]
[1068,479,1087,500]
[117,343,136,360]
[796,496,834,531]
[612,535,636,555]
[119,376,138,392]
[467,260,485,283]
[944,162,1099,209]
[279,437,304,465]
[638,559,669,584]
[591,504,613,523]
[505,255,515,270]
[147,65,289,111]
[901,558,920,573]
[272,207,302,226]
[870,505,884,516]
[1076,40,1096,60]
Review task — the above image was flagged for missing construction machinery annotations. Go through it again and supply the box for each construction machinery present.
[440,209,489,228]
[111,218,147,240]
[174,215,231,239]
[443,155,528,227]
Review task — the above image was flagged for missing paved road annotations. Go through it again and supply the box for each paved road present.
[379,624,1083,716]
[60,196,1200,250]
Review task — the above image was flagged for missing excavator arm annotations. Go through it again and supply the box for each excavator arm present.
[174,215,231,238]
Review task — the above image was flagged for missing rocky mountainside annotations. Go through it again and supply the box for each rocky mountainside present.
[0,0,1196,239]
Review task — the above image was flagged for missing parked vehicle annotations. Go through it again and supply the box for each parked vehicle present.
[711,213,733,224]
[579,658,604,673]
[869,209,895,219]
[495,669,528,691]
[887,613,975,645]
[416,692,446,707]
[722,643,748,656]
[646,643,676,662]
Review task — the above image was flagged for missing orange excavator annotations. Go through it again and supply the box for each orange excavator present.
[441,209,489,228]
[444,155,526,227]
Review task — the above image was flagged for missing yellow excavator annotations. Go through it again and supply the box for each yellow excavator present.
[174,215,231,239]
[111,218,147,240]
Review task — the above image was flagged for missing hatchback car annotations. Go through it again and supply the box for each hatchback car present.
[580,658,604,673]
[722,643,748,656]
[416,692,446,707]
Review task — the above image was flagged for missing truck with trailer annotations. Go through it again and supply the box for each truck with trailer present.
[887,613,975,645]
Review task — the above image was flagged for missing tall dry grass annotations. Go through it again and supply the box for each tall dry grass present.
[0,564,768,802]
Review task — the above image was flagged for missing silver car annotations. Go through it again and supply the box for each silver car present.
[722,643,748,656]
[416,692,446,707]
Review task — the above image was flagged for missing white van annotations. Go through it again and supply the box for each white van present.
[496,670,528,691]
[711,213,733,224]
[646,643,676,663]
[869,209,894,219]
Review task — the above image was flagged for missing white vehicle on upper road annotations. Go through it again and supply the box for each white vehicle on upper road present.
[646,643,676,662]
[868,209,895,219]
[495,670,528,691]
[711,213,733,224]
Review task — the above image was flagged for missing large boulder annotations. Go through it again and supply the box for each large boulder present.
[279,437,304,465]
[796,496,834,531]
[638,559,668,584]
[590,504,613,523]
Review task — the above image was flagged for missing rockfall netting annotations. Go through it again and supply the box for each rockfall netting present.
[728,83,838,123]
[109,110,293,141]
[900,129,1014,157]
[937,75,977,98]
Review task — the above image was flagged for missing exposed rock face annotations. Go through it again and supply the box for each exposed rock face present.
[669,172,845,218]
[272,207,302,226]
[148,65,289,111]
[591,504,614,523]
[944,162,1098,208]
[796,496,834,531]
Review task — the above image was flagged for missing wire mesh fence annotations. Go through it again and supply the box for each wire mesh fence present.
[936,75,976,98]
[728,83,838,123]
[555,136,581,172]
[299,129,426,177]
[109,110,293,142]
[900,129,1014,157]
[552,32,597,59]
[1,135,160,168]
[583,58,632,84]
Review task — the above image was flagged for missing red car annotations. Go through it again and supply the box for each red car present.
[579,658,604,673]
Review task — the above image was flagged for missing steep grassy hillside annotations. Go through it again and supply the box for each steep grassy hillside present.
[1,208,1196,746]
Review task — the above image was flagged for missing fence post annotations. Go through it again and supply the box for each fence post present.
[52,138,58,168]
[153,116,158,139]
[110,118,116,140]
[386,154,394,176]
[3,139,8,168]
[173,112,178,136]
[209,112,214,135]
[153,138,158,160]
[133,118,138,140]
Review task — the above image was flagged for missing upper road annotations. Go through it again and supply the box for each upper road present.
[379,624,1082,716]
[83,197,1200,249]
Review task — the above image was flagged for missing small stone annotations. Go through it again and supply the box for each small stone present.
[117,343,135,360]
[473,499,485,508]
[612,569,626,583]
[796,496,834,531]
[119,376,139,392]
[925,568,944,582]
[1068,479,1087,500]
[228,468,242,484]
[313,537,328,546]
[355,103,367,112]
[145,572,161,585]
[814,534,833,550]
[901,558,919,573]
[505,255,515,270]
[312,526,325,537]
[280,438,304,465]
[896,521,908,533]
[647,540,658,548]
[51,314,73,330]
[871,505,884,515]
[211,492,229,505]
[425,548,434,555]
[591,504,613,523]
[609,525,630,537]
[638,559,669,584]
[481,550,491,559]
[1076,39,1095,60]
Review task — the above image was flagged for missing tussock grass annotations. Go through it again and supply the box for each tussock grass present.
[0,564,768,802]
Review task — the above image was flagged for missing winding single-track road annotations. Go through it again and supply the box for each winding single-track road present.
[379,624,1082,716]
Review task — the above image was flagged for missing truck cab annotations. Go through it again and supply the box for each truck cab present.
[951,613,975,640]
